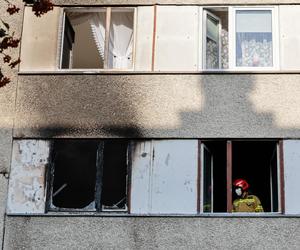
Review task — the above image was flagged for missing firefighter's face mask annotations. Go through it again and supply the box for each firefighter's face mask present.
[235,187,243,197]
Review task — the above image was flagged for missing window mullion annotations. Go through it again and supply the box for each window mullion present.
[226,140,233,213]
[279,140,285,214]
[228,7,235,69]
[104,7,112,69]
[95,142,104,212]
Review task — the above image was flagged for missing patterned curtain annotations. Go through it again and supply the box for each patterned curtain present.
[236,32,272,67]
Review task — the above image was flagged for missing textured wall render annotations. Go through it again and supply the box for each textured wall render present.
[0,0,23,174]
[14,74,300,138]
[0,1,23,248]
[3,216,300,250]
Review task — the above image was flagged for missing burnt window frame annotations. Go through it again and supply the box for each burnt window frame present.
[46,140,131,213]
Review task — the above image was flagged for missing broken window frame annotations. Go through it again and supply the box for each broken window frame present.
[59,7,137,71]
[199,139,285,214]
[46,140,130,213]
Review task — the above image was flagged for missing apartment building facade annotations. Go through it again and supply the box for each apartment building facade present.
[1,0,300,249]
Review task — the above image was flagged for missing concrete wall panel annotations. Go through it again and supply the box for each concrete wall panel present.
[154,6,199,71]
[151,140,198,214]
[279,6,300,70]
[283,140,300,215]
[14,74,300,138]
[19,7,61,71]
[130,140,198,214]
[7,140,50,214]
[3,217,300,250]
[130,141,153,213]
[135,7,154,71]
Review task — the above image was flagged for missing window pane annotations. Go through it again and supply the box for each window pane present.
[236,10,273,67]
[203,146,213,212]
[101,140,128,210]
[206,14,220,69]
[108,9,134,69]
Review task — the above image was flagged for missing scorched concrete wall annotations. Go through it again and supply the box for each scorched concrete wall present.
[14,74,300,138]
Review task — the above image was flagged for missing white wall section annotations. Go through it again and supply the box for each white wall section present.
[279,6,300,70]
[283,140,300,214]
[130,140,198,214]
[20,7,61,71]
[7,140,50,214]
[154,6,200,71]
[134,7,154,71]
[130,141,153,213]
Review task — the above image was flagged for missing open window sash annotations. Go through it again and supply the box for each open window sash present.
[201,143,214,213]
[270,142,281,213]
[203,10,222,69]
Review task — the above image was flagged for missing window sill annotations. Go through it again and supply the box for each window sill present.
[6,212,300,218]
[18,70,300,75]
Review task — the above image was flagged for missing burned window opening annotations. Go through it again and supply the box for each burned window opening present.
[100,140,128,211]
[51,140,98,210]
[48,139,129,212]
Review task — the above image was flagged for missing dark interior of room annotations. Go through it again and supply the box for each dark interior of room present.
[203,140,278,213]
[101,140,128,210]
[232,141,278,212]
[52,140,98,209]
[203,141,227,212]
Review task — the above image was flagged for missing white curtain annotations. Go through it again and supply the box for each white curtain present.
[89,13,106,61]
[108,12,134,69]
[68,11,133,69]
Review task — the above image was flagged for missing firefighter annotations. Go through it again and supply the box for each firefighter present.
[232,178,264,213]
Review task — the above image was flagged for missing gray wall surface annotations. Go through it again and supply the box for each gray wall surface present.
[14,74,300,138]
[3,216,300,250]
[0,1,23,249]
[0,176,8,248]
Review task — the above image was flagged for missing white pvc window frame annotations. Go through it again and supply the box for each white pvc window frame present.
[228,6,279,71]
[59,7,137,72]
[202,9,222,70]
